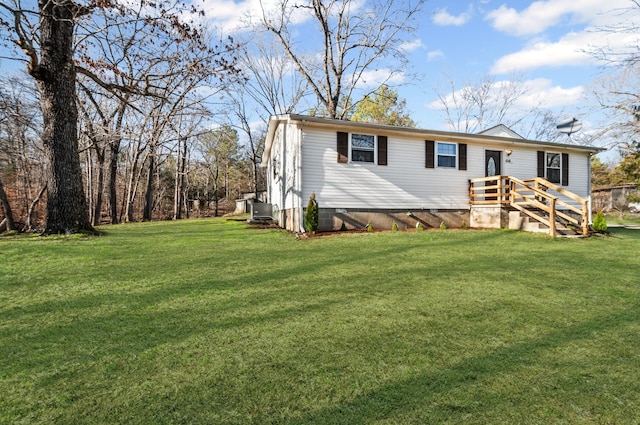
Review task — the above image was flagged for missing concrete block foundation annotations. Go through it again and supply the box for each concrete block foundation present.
[314,208,470,231]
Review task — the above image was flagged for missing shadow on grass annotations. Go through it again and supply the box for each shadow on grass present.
[280,306,640,424]
[2,229,523,373]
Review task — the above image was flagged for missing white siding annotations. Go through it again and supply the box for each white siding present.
[269,123,304,216]
[569,153,590,198]
[302,129,471,209]
[503,148,590,199]
[299,128,592,210]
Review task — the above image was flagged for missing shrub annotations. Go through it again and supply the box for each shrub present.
[592,210,607,232]
[392,222,398,231]
[366,222,374,232]
[305,192,319,233]
[340,221,347,231]
[416,222,424,231]
[439,221,447,230]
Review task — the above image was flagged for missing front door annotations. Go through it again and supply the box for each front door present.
[485,150,502,201]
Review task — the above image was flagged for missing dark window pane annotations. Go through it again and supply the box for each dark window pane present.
[351,134,375,149]
[438,156,456,168]
[547,153,560,168]
[353,149,374,162]
[547,168,560,183]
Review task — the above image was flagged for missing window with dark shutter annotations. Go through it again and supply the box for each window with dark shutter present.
[337,132,348,163]
[377,136,388,166]
[458,143,467,170]
[545,153,561,184]
[537,151,545,177]
[425,140,435,168]
[561,153,569,186]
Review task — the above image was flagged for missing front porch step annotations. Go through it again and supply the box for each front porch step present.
[508,211,547,233]
[508,210,581,237]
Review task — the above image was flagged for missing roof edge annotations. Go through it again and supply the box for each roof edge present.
[263,114,605,163]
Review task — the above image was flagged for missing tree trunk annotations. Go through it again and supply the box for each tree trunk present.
[173,138,182,220]
[124,145,145,223]
[174,137,188,220]
[33,1,93,235]
[25,184,47,233]
[108,139,122,224]
[109,103,127,224]
[92,145,105,226]
[0,178,17,232]
[143,148,156,221]
[86,148,93,224]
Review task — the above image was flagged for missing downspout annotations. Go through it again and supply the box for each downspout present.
[587,153,593,224]
[298,119,307,233]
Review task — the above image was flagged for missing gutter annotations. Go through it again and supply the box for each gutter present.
[280,113,605,155]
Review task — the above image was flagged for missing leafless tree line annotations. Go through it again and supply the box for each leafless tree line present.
[0,0,638,233]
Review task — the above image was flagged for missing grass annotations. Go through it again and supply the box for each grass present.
[1,219,640,424]
[605,212,640,226]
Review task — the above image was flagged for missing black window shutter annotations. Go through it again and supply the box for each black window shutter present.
[377,136,388,166]
[458,143,467,170]
[537,151,545,177]
[561,153,569,186]
[337,132,348,163]
[425,140,435,168]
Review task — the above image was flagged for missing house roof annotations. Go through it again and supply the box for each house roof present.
[262,114,605,166]
[477,124,525,139]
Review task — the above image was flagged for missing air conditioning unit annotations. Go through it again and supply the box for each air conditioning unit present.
[249,201,274,222]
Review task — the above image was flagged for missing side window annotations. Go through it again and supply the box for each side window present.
[351,133,375,163]
[538,151,569,185]
[437,142,457,168]
[546,152,561,184]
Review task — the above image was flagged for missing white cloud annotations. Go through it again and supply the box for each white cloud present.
[200,0,316,32]
[400,39,424,52]
[491,26,640,73]
[427,50,444,61]
[200,0,255,31]
[427,78,583,111]
[432,6,473,26]
[491,33,590,73]
[358,69,406,88]
[486,0,634,36]
[517,78,584,108]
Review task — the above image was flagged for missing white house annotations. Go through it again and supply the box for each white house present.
[261,114,603,235]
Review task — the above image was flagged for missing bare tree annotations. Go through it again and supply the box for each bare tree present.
[575,2,640,151]
[586,1,640,67]
[259,0,423,119]
[237,37,309,117]
[194,126,240,216]
[587,62,640,150]
[0,177,16,232]
[0,0,239,234]
[432,73,563,140]
[225,93,266,198]
[0,73,44,231]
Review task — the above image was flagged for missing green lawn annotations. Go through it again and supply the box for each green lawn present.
[605,212,640,226]
[1,220,640,424]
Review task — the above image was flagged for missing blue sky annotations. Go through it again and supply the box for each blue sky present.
[201,0,639,154]
[2,0,638,156]
[413,0,618,125]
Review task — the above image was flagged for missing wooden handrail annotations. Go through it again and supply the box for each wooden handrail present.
[523,177,589,235]
[469,175,590,236]
[528,177,586,204]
